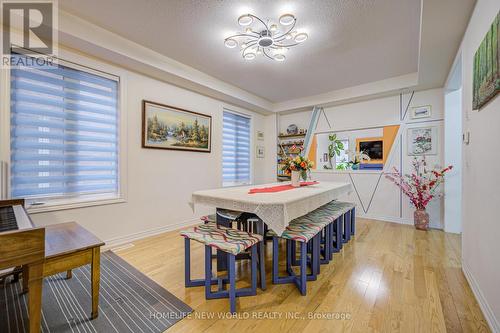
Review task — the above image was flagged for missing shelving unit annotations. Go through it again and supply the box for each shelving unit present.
[277,132,306,181]
[278,133,307,139]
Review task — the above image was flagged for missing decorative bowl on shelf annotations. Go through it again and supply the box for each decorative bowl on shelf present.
[286,124,298,135]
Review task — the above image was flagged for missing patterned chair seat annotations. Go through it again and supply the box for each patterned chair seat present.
[322,201,355,218]
[267,218,322,243]
[267,200,356,242]
[300,209,334,228]
[180,223,263,255]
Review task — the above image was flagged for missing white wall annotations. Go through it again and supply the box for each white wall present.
[279,88,445,227]
[444,88,463,233]
[6,47,276,246]
[453,0,500,331]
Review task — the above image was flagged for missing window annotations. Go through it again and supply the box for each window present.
[10,54,120,204]
[336,139,350,168]
[222,110,251,186]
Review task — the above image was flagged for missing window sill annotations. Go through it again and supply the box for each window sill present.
[27,196,126,214]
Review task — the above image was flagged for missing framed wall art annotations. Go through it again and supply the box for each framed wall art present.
[407,126,438,156]
[256,145,265,158]
[142,100,211,152]
[410,105,432,119]
[473,11,499,110]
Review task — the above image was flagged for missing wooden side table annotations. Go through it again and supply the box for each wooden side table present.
[23,222,105,323]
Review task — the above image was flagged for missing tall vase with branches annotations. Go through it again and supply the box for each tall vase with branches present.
[386,157,452,230]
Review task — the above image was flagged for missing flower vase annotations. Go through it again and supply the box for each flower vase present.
[291,170,301,187]
[414,209,429,230]
[329,155,336,170]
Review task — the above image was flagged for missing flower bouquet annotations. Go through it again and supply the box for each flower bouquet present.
[281,152,314,187]
[386,157,452,230]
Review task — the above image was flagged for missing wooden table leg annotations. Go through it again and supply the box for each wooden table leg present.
[22,265,29,293]
[28,263,43,333]
[66,270,72,279]
[91,248,100,319]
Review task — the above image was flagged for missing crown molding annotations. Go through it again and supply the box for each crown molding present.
[273,73,419,113]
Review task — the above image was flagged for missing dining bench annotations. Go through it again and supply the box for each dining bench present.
[180,222,265,313]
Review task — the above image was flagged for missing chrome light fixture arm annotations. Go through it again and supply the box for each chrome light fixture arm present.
[273,18,297,41]
[224,13,307,61]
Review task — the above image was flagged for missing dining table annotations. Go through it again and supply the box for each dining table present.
[192,181,353,270]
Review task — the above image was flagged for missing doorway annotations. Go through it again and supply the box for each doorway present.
[443,55,463,234]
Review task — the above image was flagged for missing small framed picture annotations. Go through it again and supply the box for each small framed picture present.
[256,131,264,141]
[407,126,438,155]
[410,105,432,119]
[256,146,265,158]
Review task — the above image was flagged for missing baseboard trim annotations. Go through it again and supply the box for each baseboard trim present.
[358,213,413,225]
[358,213,445,230]
[462,260,500,333]
[103,218,200,250]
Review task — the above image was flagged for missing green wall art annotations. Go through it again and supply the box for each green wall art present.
[473,11,499,110]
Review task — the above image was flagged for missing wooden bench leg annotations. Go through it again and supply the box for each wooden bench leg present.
[299,242,307,296]
[91,248,100,319]
[28,263,43,333]
[351,207,356,235]
[66,270,72,279]
[228,253,236,313]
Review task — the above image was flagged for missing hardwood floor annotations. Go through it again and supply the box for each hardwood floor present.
[115,218,490,333]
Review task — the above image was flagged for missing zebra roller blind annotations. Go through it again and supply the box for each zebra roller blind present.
[222,110,251,187]
[10,55,119,200]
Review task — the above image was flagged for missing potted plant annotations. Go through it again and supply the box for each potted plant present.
[386,157,452,230]
[281,154,314,187]
[323,134,344,169]
[348,150,370,170]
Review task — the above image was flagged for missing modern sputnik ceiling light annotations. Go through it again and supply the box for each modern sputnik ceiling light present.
[224,13,308,62]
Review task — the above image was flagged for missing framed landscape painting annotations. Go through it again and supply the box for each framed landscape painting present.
[142,100,211,152]
[473,11,499,110]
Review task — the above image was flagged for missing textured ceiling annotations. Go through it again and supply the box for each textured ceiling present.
[60,0,421,103]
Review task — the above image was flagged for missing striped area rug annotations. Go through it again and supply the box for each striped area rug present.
[0,251,192,333]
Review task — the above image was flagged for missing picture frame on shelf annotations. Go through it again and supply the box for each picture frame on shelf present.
[410,105,432,119]
[142,100,212,152]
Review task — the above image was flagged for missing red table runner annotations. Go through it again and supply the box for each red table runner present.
[248,181,319,194]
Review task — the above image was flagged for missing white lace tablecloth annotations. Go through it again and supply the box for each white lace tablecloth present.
[192,181,353,235]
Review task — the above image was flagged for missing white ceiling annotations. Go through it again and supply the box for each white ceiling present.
[59,0,422,103]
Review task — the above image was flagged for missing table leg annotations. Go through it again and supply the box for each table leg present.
[22,265,29,293]
[66,270,72,279]
[28,263,43,333]
[91,248,100,319]
[216,208,231,272]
